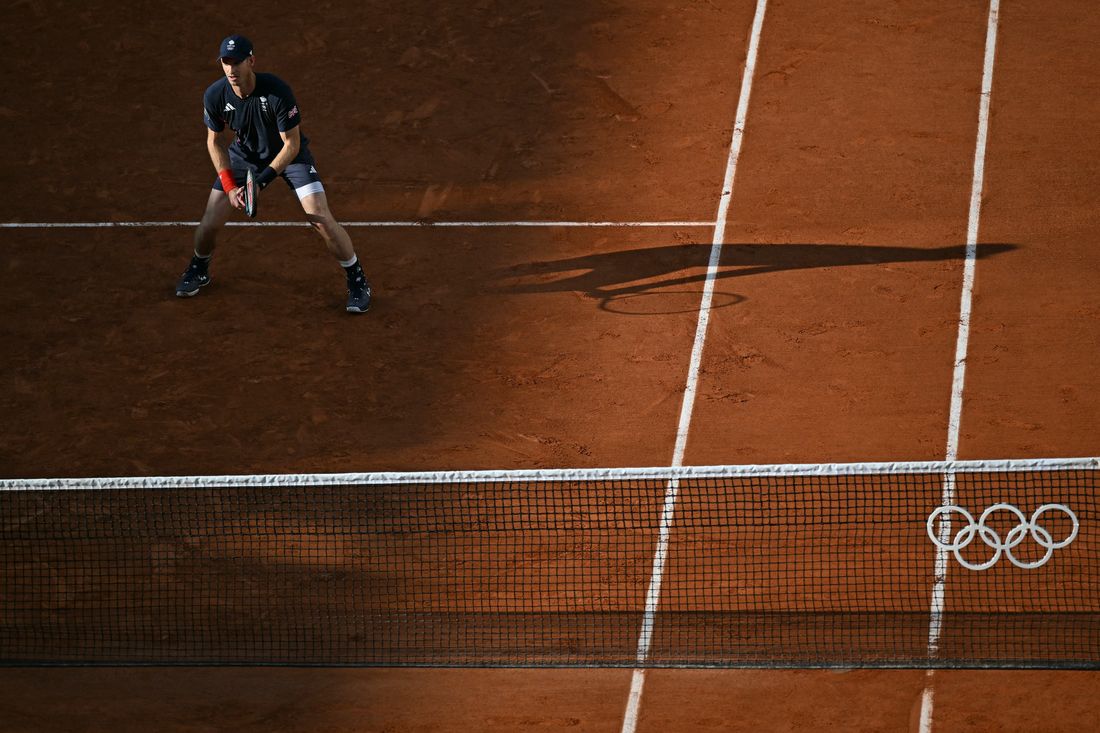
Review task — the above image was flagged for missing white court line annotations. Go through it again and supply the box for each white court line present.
[0,220,711,229]
[621,1,769,731]
[921,1,1001,731]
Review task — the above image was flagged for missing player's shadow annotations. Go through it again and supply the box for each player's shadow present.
[494,242,1016,313]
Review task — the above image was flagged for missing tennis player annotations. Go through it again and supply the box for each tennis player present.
[175,34,371,313]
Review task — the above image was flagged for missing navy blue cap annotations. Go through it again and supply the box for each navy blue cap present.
[218,35,253,63]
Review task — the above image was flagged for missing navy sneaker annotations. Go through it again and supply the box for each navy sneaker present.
[175,258,211,297]
[346,273,371,313]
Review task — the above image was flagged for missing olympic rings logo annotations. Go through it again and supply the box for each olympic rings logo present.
[926,503,1078,571]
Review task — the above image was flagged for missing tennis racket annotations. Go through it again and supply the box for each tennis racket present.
[244,169,258,218]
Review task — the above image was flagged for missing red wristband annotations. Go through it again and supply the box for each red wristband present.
[218,169,237,193]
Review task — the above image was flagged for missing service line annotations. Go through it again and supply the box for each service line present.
[0,220,711,229]
[922,1,1002,732]
[621,1,770,732]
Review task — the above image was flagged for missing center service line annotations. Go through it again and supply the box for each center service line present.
[621,2,770,731]
[921,2,1001,732]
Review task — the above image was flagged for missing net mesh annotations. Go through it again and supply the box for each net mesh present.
[1,460,1097,668]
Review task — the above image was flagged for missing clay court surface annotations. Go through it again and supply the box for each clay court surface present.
[2,0,1099,730]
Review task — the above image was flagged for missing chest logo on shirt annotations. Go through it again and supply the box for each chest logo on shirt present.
[260,96,268,113]
[223,102,235,112]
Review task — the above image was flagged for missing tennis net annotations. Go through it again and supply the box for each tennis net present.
[1,458,1097,668]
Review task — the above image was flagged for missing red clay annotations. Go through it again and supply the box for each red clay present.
[1,0,1098,730]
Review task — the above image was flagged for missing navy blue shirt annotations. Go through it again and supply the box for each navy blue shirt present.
[202,73,310,164]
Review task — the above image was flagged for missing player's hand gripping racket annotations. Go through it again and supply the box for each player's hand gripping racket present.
[244,169,258,218]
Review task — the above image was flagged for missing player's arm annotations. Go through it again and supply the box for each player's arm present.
[270,126,301,173]
[253,127,301,189]
[207,127,245,209]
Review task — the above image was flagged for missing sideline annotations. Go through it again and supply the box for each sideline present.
[922,1,1002,731]
[620,1,770,731]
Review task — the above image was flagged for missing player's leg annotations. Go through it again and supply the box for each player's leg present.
[301,191,353,259]
[195,188,235,257]
[287,162,371,313]
[176,180,236,297]
[302,191,371,313]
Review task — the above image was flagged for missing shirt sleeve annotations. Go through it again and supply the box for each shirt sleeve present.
[272,83,301,132]
[203,87,224,132]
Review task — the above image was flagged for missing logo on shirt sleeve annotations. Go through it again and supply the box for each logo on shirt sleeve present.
[288,105,298,118]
